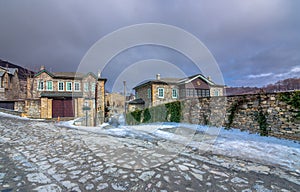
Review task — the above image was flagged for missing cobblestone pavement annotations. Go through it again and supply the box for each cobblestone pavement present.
[0,116,299,192]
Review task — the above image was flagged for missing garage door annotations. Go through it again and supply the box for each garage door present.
[0,102,14,110]
[52,99,74,118]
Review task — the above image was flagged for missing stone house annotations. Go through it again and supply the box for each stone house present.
[0,66,22,109]
[26,66,106,125]
[132,74,224,109]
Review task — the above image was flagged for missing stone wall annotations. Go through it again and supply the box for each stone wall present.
[25,99,41,118]
[96,80,106,125]
[181,92,300,140]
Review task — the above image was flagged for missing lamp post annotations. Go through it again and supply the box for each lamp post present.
[83,101,91,126]
[123,81,126,125]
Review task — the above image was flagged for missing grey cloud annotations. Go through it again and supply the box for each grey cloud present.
[0,0,300,90]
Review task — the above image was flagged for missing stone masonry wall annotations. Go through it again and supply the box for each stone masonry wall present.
[25,99,41,118]
[181,92,300,141]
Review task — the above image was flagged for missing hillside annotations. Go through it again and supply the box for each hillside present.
[226,78,300,96]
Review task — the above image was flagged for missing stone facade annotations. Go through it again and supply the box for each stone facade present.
[25,68,107,125]
[25,99,41,119]
[0,66,23,100]
[134,74,224,109]
[151,84,179,107]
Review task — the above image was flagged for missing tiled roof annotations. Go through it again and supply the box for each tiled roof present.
[35,70,107,82]
[52,72,85,79]
[133,74,224,89]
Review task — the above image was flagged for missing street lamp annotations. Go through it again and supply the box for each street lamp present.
[83,101,91,126]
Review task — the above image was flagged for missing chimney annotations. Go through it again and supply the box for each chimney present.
[207,76,212,81]
[98,70,101,78]
[40,65,45,71]
[156,74,161,80]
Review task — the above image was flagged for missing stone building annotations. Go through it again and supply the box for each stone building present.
[0,60,36,110]
[132,74,224,109]
[0,66,20,100]
[26,66,106,125]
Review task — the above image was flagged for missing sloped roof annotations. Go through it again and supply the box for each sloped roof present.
[133,74,223,89]
[35,70,107,82]
[133,78,180,89]
[178,74,216,86]
[0,59,34,80]
[128,98,145,105]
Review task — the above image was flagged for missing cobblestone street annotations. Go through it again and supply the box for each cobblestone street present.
[0,116,299,192]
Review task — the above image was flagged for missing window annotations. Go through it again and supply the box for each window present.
[187,89,194,97]
[84,82,89,92]
[38,80,44,91]
[58,82,64,91]
[214,90,219,96]
[136,92,139,99]
[74,82,80,91]
[147,88,151,98]
[205,90,210,97]
[46,81,53,91]
[158,88,164,98]
[197,90,202,97]
[91,83,96,92]
[66,82,72,91]
[172,89,178,98]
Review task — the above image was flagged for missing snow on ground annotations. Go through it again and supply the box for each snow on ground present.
[0,112,29,120]
[60,119,300,172]
[1,111,299,173]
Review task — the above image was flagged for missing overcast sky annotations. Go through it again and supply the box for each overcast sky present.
[1,0,300,91]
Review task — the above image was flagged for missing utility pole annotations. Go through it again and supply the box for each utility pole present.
[123,81,126,125]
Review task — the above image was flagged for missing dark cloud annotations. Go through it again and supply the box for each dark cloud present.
[0,0,299,90]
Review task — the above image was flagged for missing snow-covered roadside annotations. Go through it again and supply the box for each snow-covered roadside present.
[60,120,300,173]
[0,112,30,120]
[2,109,296,174]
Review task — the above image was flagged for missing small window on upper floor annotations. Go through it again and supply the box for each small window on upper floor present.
[91,83,96,92]
[66,82,72,91]
[46,81,53,91]
[172,88,178,98]
[84,82,89,92]
[74,82,80,91]
[147,88,151,98]
[58,82,64,91]
[38,80,44,91]
[158,88,164,98]
[214,90,219,96]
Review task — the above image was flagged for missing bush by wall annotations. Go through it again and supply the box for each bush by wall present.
[126,101,182,125]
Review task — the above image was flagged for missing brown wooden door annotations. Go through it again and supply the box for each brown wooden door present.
[63,99,74,117]
[52,99,74,118]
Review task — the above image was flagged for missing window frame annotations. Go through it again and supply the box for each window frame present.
[147,88,151,98]
[46,81,53,91]
[74,82,80,92]
[158,88,164,98]
[84,82,89,92]
[91,82,96,92]
[37,80,44,91]
[66,82,72,91]
[58,81,64,91]
[172,88,178,98]
[214,90,219,96]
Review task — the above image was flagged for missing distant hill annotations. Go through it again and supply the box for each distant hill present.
[226,78,300,96]
[0,59,35,80]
